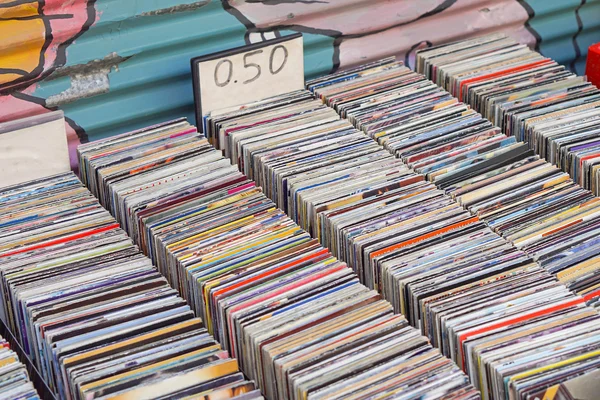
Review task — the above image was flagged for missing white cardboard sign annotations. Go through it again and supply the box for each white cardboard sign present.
[192,33,304,130]
[0,111,70,189]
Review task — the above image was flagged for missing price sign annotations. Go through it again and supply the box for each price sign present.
[191,33,304,130]
[0,111,70,189]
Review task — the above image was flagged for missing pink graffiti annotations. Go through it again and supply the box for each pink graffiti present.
[227,0,537,69]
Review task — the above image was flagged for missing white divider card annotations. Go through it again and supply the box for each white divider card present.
[191,33,304,131]
[0,111,70,189]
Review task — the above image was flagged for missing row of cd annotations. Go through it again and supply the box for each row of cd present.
[77,120,478,400]
[78,102,600,398]
[0,173,260,400]
[416,33,600,196]
[306,57,600,308]
[0,333,40,400]
[195,67,599,398]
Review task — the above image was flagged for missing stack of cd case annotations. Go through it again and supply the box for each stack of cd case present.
[416,33,600,196]
[0,315,55,400]
[305,59,600,398]
[197,74,600,399]
[78,119,479,400]
[0,332,41,400]
[0,173,259,400]
[306,57,600,309]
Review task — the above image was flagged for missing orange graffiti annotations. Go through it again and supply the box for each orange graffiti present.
[0,0,96,171]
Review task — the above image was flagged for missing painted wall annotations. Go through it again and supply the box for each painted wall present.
[0,0,598,170]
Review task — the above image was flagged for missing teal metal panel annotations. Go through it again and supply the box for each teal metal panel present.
[527,0,600,73]
[0,0,598,170]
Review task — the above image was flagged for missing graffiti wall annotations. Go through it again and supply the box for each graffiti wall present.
[1,0,598,170]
